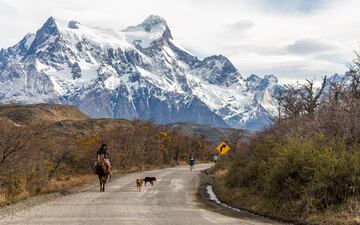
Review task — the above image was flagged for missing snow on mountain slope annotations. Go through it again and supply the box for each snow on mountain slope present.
[0,15,282,130]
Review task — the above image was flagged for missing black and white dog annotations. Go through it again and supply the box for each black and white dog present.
[142,177,157,186]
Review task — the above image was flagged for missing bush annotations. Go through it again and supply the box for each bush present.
[225,134,360,212]
[1,172,27,202]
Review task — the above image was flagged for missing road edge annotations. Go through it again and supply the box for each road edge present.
[197,168,305,225]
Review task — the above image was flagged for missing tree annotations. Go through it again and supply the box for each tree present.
[0,120,32,168]
[226,130,244,153]
[349,51,360,99]
[276,84,303,118]
[300,76,327,116]
[328,77,347,105]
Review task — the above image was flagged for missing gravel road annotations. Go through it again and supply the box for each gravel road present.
[0,164,283,225]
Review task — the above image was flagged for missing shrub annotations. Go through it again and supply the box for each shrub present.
[1,172,27,202]
[225,134,360,212]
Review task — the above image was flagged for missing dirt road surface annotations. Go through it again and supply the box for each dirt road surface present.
[0,164,283,225]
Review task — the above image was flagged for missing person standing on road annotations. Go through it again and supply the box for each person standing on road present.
[189,154,196,172]
[213,154,219,164]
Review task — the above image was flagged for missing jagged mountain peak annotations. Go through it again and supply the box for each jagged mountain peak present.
[40,16,78,30]
[202,55,236,69]
[25,16,172,53]
[43,16,57,27]
[263,74,278,83]
[141,15,168,28]
[3,33,35,58]
[0,15,282,130]
[191,54,242,86]
[204,54,228,61]
[123,15,173,46]
[0,17,61,60]
[245,74,279,92]
[24,17,64,57]
[38,16,61,35]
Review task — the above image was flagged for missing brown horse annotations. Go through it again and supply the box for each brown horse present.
[96,161,111,192]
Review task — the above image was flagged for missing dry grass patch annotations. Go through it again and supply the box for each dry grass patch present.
[42,175,97,194]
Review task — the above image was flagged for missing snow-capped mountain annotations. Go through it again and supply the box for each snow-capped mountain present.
[0,15,282,130]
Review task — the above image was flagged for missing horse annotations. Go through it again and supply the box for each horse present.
[96,161,111,192]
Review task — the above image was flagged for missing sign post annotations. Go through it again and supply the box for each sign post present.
[216,141,230,155]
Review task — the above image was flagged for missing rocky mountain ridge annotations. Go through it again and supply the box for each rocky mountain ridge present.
[0,15,282,130]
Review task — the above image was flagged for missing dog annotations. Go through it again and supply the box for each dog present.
[142,177,157,186]
[136,179,143,192]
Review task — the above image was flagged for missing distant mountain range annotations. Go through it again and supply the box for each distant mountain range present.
[0,15,283,130]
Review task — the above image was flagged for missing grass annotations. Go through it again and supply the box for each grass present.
[212,166,360,225]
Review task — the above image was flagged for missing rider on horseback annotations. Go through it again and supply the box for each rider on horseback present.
[95,144,111,175]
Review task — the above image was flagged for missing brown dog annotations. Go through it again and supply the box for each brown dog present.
[136,179,143,192]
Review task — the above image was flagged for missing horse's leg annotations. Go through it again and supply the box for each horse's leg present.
[100,180,102,192]
[103,179,105,192]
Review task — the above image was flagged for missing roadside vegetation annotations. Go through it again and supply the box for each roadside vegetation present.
[0,106,211,205]
[213,53,360,225]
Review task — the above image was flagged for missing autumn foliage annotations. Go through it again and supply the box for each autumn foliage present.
[214,53,360,224]
[0,117,210,204]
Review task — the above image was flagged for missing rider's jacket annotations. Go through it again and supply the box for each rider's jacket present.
[97,148,110,159]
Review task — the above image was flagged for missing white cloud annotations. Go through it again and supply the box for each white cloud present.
[253,0,333,14]
[224,19,255,32]
[287,38,340,55]
[0,0,359,81]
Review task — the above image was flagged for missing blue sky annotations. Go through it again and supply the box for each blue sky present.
[262,0,328,13]
[0,0,359,83]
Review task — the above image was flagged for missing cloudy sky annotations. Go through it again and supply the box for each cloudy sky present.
[1,0,360,83]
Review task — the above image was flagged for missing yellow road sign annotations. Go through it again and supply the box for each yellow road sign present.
[216,141,230,155]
